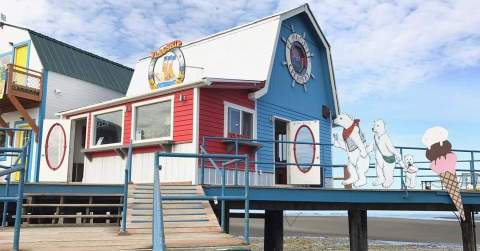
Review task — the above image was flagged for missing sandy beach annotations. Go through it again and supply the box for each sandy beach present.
[229,216,478,250]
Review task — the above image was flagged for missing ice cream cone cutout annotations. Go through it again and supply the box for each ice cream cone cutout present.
[422,127,465,221]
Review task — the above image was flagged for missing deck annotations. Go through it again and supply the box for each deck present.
[204,185,480,211]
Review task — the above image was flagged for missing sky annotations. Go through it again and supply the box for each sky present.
[2,0,480,151]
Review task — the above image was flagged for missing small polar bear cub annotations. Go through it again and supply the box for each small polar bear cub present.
[402,154,418,189]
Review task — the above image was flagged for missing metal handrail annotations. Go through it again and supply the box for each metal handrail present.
[201,136,479,191]
[0,128,31,251]
[152,152,251,251]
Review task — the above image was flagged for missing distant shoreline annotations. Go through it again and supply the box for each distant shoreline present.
[229,216,477,245]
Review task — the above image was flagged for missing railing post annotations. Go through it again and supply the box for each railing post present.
[234,140,239,186]
[120,142,133,234]
[243,155,250,244]
[470,152,476,189]
[127,142,133,184]
[13,143,28,251]
[1,174,10,227]
[153,153,166,251]
[221,162,226,232]
[200,137,206,185]
[399,148,405,190]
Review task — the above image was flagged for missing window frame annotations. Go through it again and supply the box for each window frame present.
[90,106,125,148]
[131,95,174,144]
[223,101,255,139]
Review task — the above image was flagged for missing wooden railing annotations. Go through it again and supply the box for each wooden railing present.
[2,64,43,101]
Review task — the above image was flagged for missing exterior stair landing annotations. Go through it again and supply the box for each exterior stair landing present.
[127,183,250,250]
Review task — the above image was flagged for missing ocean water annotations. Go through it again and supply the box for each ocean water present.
[233,210,463,221]
[283,210,461,221]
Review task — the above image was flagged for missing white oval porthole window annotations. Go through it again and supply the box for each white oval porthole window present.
[293,125,316,173]
[45,123,66,171]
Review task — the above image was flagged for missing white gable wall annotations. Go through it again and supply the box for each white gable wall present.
[126,16,280,97]
[0,25,43,72]
[44,71,124,119]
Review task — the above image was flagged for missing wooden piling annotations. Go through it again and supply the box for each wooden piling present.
[264,210,283,251]
[348,209,368,251]
[460,208,475,251]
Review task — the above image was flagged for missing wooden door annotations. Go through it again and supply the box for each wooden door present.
[39,119,71,182]
[287,120,321,185]
[13,44,28,85]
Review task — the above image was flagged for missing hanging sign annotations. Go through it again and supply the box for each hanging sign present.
[148,40,186,90]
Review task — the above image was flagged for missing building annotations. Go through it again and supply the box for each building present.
[44,4,340,186]
[0,22,134,182]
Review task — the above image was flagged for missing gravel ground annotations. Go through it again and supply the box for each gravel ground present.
[249,236,464,251]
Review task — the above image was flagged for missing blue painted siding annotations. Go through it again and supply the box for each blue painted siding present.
[256,13,335,180]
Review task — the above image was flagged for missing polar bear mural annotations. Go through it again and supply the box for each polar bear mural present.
[333,113,370,187]
[367,120,401,188]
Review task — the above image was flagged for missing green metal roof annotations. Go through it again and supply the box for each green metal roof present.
[28,30,133,94]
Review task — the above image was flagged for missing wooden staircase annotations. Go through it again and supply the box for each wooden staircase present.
[127,183,249,250]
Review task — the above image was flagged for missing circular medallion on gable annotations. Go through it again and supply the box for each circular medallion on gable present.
[148,40,186,90]
[285,33,312,85]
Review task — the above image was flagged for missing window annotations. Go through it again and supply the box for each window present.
[225,104,254,138]
[134,99,172,141]
[93,110,123,146]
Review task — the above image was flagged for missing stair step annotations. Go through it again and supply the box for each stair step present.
[129,214,209,222]
[129,209,205,216]
[130,204,204,210]
[127,221,219,229]
[126,226,221,234]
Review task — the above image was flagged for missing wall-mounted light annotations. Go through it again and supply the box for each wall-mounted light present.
[178,94,187,102]
[54,89,62,95]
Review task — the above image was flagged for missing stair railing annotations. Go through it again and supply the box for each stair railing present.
[153,152,251,251]
[0,128,31,251]
[120,141,133,234]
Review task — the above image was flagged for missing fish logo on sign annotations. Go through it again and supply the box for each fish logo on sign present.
[148,40,186,90]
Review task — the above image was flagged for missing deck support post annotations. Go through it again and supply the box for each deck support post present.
[460,208,476,251]
[264,210,283,251]
[348,209,368,251]
[223,202,230,234]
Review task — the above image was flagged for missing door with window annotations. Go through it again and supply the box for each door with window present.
[39,119,71,182]
[287,120,321,185]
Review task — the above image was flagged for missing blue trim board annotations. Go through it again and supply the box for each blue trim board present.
[35,70,48,182]
[204,186,480,207]
[0,183,123,196]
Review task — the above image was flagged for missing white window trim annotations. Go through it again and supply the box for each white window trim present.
[223,101,255,138]
[131,95,174,144]
[90,106,126,148]
[69,113,89,149]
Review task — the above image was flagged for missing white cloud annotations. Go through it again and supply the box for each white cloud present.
[2,0,480,105]
[278,0,480,103]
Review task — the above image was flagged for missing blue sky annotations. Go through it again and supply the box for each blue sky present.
[3,0,480,150]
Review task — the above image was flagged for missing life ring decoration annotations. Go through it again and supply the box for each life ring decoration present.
[293,124,316,173]
[148,40,186,90]
[283,30,313,92]
[45,123,67,171]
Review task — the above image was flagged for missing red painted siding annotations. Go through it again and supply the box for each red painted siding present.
[198,88,256,170]
[173,90,194,143]
[66,89,194,157]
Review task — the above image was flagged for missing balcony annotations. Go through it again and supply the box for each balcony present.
[0,64,43,137]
